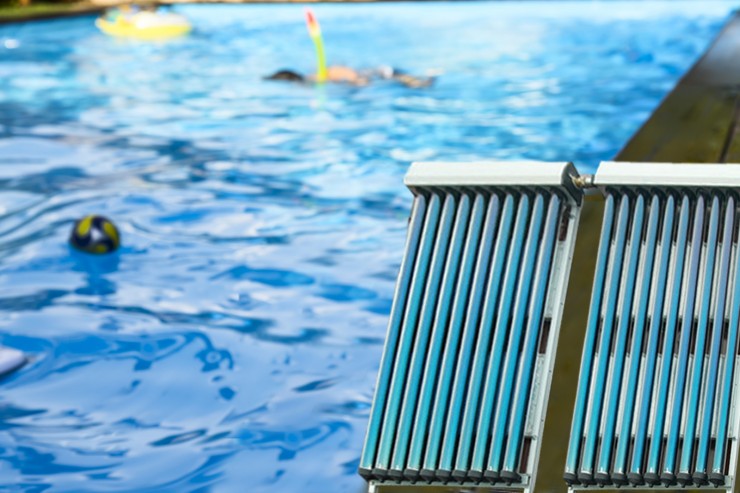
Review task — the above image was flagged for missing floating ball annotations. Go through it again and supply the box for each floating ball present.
[70,215,120,254]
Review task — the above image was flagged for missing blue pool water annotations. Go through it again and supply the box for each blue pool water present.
[0,1,736,491]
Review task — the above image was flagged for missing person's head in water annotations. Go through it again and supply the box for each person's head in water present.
[264,69,305,83]
[266,66,367,85]
[265,66,435,88]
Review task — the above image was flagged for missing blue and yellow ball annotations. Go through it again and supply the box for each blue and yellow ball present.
[69,215,120,254]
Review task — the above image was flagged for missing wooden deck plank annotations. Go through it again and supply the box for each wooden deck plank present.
[721,100,740,163]
[616,86,736,163]
[617,12,740,163]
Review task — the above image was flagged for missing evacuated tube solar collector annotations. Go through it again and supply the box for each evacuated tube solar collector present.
[564,162,740,492]
[360,161,583,492]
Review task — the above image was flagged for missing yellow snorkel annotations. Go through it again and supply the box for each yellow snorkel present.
[305,9,328,84]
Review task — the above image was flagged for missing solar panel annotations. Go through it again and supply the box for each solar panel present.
[360,161,583,492]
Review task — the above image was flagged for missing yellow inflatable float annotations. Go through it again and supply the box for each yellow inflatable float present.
[96,7,191,39]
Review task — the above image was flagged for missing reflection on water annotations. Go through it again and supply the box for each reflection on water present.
[0,2,735,491]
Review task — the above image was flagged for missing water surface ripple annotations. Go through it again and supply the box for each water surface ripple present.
[0,2,735,491]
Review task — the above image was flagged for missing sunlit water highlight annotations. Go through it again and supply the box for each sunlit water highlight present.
[0,1,736,491]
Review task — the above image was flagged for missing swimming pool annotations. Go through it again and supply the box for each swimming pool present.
[0,1,736,491]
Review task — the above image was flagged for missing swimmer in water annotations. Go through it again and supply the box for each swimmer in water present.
[264,65,435,89]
